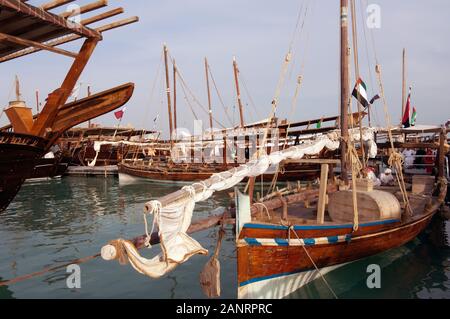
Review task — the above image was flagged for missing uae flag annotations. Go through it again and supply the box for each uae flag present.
[411,107,417,126]
[352,78,370,108]
[402,88,412,128]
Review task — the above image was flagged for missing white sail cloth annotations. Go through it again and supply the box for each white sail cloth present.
[103,128,378,278]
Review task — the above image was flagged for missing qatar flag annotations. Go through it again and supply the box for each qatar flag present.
[114,107,127,120]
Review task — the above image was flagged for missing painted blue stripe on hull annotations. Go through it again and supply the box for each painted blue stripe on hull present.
[245,238,261,246]
[328,236,339,243]
[275,238,289,246]
[243,219,400,231]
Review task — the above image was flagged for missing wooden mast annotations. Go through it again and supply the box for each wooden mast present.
[402,48,407,123]
[173,59,178,133]
[163,44,174,143]
[233,57,245,128]
[87,85,92,128]
[15,75,21,101]
[205,57,214,137]
[35,89,40,113]
[340,0,350,185]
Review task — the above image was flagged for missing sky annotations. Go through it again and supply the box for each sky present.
[1,0,449,137]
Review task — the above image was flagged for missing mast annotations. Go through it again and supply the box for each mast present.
[15,75,21,101]
[233,57,245,128]
[173,59,178,133]
[340,0,350,185]
[204,57,214,137]
[402,48,407,123]
[35,89,40,113]
[87,86,92,128]
[163,44,174,143]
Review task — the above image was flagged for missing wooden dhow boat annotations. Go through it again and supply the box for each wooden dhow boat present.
[0,0,138,211]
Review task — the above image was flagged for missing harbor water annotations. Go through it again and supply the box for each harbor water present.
[0,177,449,299]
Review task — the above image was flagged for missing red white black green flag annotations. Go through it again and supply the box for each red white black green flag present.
[402,87,412,128]
[352,78,370,108]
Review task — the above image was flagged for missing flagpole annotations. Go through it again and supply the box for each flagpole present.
[402,48,407,125]
[113,117,122,139]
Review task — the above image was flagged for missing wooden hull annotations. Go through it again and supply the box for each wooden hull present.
[70,144,123,167]
[27,157,70,181]
[237,210,436,299]
[118,162,321,184]
[0,133,47,211]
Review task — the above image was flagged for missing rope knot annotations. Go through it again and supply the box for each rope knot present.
[143,201,162,248]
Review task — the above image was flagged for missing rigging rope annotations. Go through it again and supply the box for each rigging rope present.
[375,64,413,217]
[207,63,234,126]
[288,226,338,299]
[168,54,226,128]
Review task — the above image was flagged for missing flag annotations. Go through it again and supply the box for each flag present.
[114,107,127,120]
[370,94,380,105]
[352,78,370,107]
[316,117,324,129]
[402,87,412,128]
[411,107,417,126]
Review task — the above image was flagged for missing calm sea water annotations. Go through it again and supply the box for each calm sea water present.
[0,177,448,299]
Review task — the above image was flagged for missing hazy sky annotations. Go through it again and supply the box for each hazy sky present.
[1,0,449,136]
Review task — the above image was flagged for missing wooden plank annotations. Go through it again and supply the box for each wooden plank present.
[41,0,76,10]
[0,16,139,62]
[60,0,108,19]
[0,32,77,58]
[317,164,329,224]
[0,0,101,39]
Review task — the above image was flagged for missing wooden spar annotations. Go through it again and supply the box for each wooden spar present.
[173,59,178,132]
[0,0,101,40]
[205,58,214,136]
[340,0,350,185]
[80,8,125,26]
[40,0,75,11]
[31,38,99,137]
[60,0,108,19]
[402,48,407,123]
[233,57,245,128]
[0,32,78,58]
[163,45,174,144]
[0,17,139,63]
